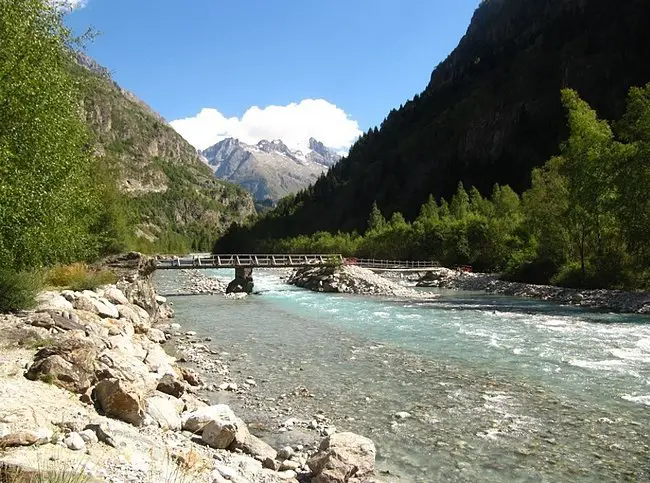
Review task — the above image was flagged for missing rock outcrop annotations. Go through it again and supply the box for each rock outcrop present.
[289,265,426,298]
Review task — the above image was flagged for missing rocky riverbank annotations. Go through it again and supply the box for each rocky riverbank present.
[0,253,379,483]
[416,268,650,314]
[288,265,428,299]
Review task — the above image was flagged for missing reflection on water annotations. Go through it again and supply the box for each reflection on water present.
[156,269,650,482]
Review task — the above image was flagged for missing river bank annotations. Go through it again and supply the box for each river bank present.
[0,254,379,483]
[370,267,650,314]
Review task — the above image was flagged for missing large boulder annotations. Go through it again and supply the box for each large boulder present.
[146,328,166,344]
[93,378,146,426]
[180,367,202,387]
[116,304,150,333]
[117,279,158,318]
[143,343,176,376]
[25,355,93,393]
[25,336,103,393]
[103,286,129,306]
[72,295,119,319]
[35,292,74,312]
[231,433,277,461]
[29,312,85,332]
[307,432,376,483]
[225,277,254,294]
[181,404,238,434]
[145,394,183,430]
[201,413,246,449]
[157,374,185,398]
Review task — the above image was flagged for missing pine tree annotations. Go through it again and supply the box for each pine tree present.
[367,201,387,232]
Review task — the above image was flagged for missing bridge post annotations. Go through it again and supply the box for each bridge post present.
[226,267,254,294]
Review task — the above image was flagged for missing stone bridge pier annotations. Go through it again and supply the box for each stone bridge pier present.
[226,267,254,294]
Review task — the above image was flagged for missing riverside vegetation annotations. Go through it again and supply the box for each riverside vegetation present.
[217,87,650,292]
[0,0,253,312]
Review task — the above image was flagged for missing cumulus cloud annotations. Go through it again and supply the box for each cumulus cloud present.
[170,99,362,152]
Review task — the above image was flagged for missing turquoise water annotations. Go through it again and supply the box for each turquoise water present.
[156,270,650,482]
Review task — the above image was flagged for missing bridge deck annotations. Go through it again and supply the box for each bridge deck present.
[351,258,440,270]
[155,254,343,270]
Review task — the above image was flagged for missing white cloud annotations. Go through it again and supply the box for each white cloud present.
[170,99,362,152]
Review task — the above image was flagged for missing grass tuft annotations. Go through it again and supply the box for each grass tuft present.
[0,270,42,313]
[46,263,117,292]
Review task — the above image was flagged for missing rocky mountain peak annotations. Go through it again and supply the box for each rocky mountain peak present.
[201,136,342,202]
[256,139,293,156]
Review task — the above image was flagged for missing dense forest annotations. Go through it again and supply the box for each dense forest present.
[217,0,650,239]
[217,87,650,290]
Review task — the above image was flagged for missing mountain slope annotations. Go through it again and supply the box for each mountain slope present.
[201,137,340,202]
[219,0,650,245]
[74,59,255,251]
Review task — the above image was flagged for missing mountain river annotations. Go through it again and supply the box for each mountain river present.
[154,269,650,482]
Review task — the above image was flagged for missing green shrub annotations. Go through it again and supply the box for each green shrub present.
[0,270,42,313]
[46,263,117,291]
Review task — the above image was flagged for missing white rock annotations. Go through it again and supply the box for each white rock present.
[64,432,86,451]
[395,411,412,419]
[276,469,297,480]
[78,429,99,445]
[145,395,183,431]
[133,304,151,323]
[181,404,237,433]
[115,304,139,328]
[104,287,129,306]
[146,328,166,344]
[95,298,120,319]
[36,292,73,312]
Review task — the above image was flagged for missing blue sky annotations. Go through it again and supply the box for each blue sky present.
[65,0,480,150]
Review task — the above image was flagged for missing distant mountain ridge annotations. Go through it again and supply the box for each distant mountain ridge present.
[201,137,341,202]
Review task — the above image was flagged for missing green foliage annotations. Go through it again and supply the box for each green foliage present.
[614,83,650,264]
[0,269,42,313]
[0,0,100,270]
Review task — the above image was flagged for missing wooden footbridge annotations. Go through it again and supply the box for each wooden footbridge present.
[155,254,343,270]
[155,254,440,294]
[155,254,440,271]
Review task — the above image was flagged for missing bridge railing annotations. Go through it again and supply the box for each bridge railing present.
[155,254,343,269]
[348,258,440,269]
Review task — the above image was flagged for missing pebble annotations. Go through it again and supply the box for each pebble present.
[277,446,294,459]
[78,429,99,445]
[64,432,86,451]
